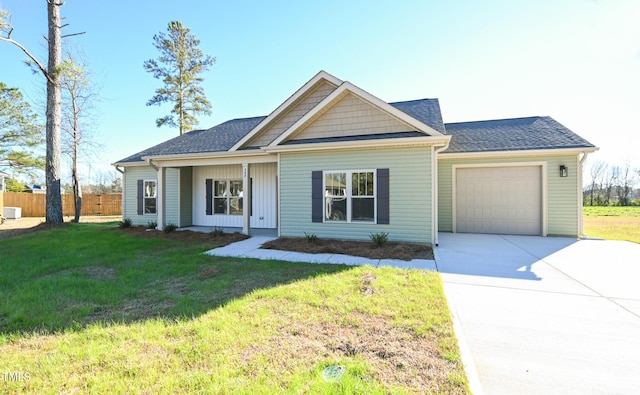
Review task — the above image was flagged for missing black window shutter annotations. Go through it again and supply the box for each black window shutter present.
[205,179,213,215]
[377,169,389,224]
[137,179,144,215]
[311,171,323,223]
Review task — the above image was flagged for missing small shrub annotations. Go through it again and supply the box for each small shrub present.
[211,227,225,237]
[304,231,318,244]
[146,221,157,230]
[119,218,132,229]
[164,223,178,233]
[370,232,389,247]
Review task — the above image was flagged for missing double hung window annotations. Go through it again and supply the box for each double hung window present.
[144,180,157,214]
[324,170,375,222]
[213,180,243,215]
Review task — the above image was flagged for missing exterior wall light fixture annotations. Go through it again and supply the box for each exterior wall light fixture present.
[560,165,568,177]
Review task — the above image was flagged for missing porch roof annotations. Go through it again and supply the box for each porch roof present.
[114,116,266,164]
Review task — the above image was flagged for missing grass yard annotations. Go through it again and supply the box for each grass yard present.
[0,223,468,394]
[583,206,640,244]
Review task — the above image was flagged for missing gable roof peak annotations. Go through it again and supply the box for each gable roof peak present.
[229,71,344,151]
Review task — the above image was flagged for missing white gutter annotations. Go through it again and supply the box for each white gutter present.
[439,146,598,160]
[141,149,270,162]
[432,136,451,247]
[262,135,450,153]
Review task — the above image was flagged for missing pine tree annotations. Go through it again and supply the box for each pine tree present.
[0,82,44,172]
[144,21,216,135]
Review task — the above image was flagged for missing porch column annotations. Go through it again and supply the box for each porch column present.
[157,166,165,231]
[242,163,251,235]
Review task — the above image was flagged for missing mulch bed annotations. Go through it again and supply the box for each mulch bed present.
[262,237,434,261]
[120,226,249,246]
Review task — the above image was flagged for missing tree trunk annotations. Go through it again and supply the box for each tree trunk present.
[72,121,82,222]
[72,166,82,222]
[45,1,64,223]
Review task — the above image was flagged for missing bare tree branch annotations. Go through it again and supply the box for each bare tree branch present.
[0,36,53,84]
[62,31,85,39]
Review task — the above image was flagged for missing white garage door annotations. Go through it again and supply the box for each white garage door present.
[456,166,542,235]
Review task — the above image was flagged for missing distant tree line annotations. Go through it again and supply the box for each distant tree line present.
[584,160,640,206]
[6,170,121,195]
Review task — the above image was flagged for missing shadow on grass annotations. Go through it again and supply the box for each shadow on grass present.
[0,223,351,337]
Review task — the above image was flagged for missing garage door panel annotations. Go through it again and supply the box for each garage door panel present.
[456,166,542,236]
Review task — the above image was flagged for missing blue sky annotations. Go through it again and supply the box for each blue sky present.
[1,0,639,184]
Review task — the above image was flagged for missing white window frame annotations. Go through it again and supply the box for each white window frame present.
[323,169,376,223]
[213,179,243,216]
[143,179,157,214]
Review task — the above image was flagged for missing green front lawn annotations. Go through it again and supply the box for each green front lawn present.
[583,206,640,244]
[0,223,467,394]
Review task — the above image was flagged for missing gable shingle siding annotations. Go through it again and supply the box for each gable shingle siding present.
[245,80,338,148]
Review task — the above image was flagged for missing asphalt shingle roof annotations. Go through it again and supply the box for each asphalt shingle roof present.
[115,116,266,163]
[443,116,596,153]
[114,100,594,164]
[389,99,447,134]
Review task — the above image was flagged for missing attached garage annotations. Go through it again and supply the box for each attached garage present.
[454,165,544,236]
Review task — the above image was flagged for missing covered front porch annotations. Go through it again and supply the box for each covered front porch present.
[151,154,278,236]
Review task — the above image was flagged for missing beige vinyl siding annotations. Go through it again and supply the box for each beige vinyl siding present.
[437,154,581,236]
[280,146,433,243]
[180,167,193,227]
[245,81,337,147]
[123,166,157,226]
[290,92,412,142]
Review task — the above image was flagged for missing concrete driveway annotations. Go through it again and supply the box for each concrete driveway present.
[436,233,640,395]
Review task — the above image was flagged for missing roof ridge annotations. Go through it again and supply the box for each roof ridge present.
[444,116,547,126]
[389,98,439,105]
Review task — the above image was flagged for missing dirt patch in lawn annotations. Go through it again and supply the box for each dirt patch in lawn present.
[262,237,433,261]
[244,309,464,393]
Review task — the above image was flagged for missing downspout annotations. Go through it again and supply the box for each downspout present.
[145,158,158,171]
[578,150,590,238]
[432,137,451,247]
[114,165,125,220]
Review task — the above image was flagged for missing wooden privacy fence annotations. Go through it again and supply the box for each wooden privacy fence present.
[3,192,122,217]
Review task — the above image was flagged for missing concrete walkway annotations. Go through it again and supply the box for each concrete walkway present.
[436,233,640,395]
[205,236,437,270]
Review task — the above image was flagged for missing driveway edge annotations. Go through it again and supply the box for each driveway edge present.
[434,247,484,395]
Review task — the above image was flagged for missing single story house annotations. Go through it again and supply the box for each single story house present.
[113,71,597,245]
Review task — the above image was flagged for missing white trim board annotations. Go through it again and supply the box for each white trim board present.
[440,147,597,160]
